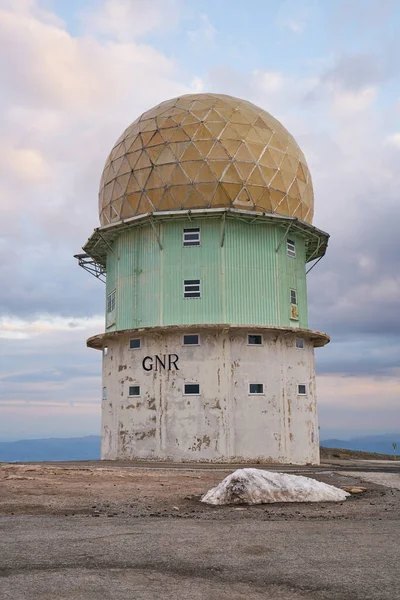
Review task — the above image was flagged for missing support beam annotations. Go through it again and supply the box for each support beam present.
[74,254,106,283]
[98,231,119,259]
[150,218,163,250]
[307,238,321,263]
[220,211,227,247]
[306,255,323,275]
[275,221,293,253]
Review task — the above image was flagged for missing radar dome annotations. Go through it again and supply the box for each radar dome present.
[99,93,314,226]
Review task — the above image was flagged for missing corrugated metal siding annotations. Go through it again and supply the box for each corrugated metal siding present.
[116,231,135,330]
[276,232,308,328]
[116,225,160,329]
[224,220,278,325]
[106,217,309,330]
[137,225,161,327]
[105,240,118,331]
[162,219,222,325]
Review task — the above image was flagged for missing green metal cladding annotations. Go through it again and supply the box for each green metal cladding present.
[105,217,309,331]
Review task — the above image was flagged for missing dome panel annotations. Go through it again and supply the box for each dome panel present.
[99,93,314,225]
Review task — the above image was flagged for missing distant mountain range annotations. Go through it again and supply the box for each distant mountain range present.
[0,435,101,462]
[321,433,399,456]
[0,433,398,462]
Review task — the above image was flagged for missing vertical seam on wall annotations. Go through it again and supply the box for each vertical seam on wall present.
[116,237,120,330]
[224,329,233,457]
[159,222,163,326]
[133,232,137,328]
[280,335,289,459]
[221,217,226,323]
[275,227,281,325]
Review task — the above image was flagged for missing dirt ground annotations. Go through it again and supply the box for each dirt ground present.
[1,461,399,521]
[1,461,400,600]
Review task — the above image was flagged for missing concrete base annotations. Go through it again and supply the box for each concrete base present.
[92,325,327,465]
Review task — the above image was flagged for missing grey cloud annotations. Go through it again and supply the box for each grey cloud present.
[0,324,101,440]
[322,53,395,91]
[308,191,400,339]
[315,336,400,377]
[0,364,100,384]
[0,329,101,399]
[1,1,400,441]
[319,405,400,438]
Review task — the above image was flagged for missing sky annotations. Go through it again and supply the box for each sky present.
[0,0,399,441]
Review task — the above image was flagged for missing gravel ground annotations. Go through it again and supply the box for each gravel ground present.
[341,471,400,490]
[0,515,399,600]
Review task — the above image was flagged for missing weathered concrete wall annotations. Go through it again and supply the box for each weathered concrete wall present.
[101,327,320,464]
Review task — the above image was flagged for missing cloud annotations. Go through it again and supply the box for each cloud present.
[0,0,194,321]
[322,53,393,92]
[0,316,102,440]
[387,133,400,148]
[318,373,400,436]
[0,315,103,340]
[284,20,304,33]
[203,60,400,371]
[255,70,286,94]
[275,0,313,35]
[330,85,377,117]
[1,0,399,438]
[187,14,217,44]
[83,0,181,42]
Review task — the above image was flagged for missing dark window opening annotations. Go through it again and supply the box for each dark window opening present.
[183,334,199,345]
[183,228,200,247]
[107,290,116,313]
[248,334,262,345]
[249,383,264,394]
[184,383,200,395]
[287,239,296,258]
[184,279,201,299]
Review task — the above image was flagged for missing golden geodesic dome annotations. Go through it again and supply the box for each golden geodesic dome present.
[99,93,314,226]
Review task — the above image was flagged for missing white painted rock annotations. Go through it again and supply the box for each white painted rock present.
[201,468,350,505]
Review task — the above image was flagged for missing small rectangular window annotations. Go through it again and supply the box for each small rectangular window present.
[248,334,262,345]
[183,334,199,346]
[184,279,201,299]
[295,338,304,349]
[290,289,297,305]
[129,385,141,397]
[249,383,264,395]
[287,239,296,258]
[130,338,141,349]
[107,289,116,313]
[183,228,200,247]
[102,387,107,400]
[184,383,200,395]
[103,346,108,356]
[298,384,307,395]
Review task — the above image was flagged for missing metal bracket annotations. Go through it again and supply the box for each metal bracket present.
[275,221,293,253]
[74,254,106,283]
[220,211,227,247]
[98,231,119,260]
[150,218,163,250]
[306,255,323,275]
[307,238,322,263]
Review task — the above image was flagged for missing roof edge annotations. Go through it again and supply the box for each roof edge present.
[87,323,330,350]
[82,208,329,265]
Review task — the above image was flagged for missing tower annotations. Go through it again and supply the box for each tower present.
[77,93,329,464]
